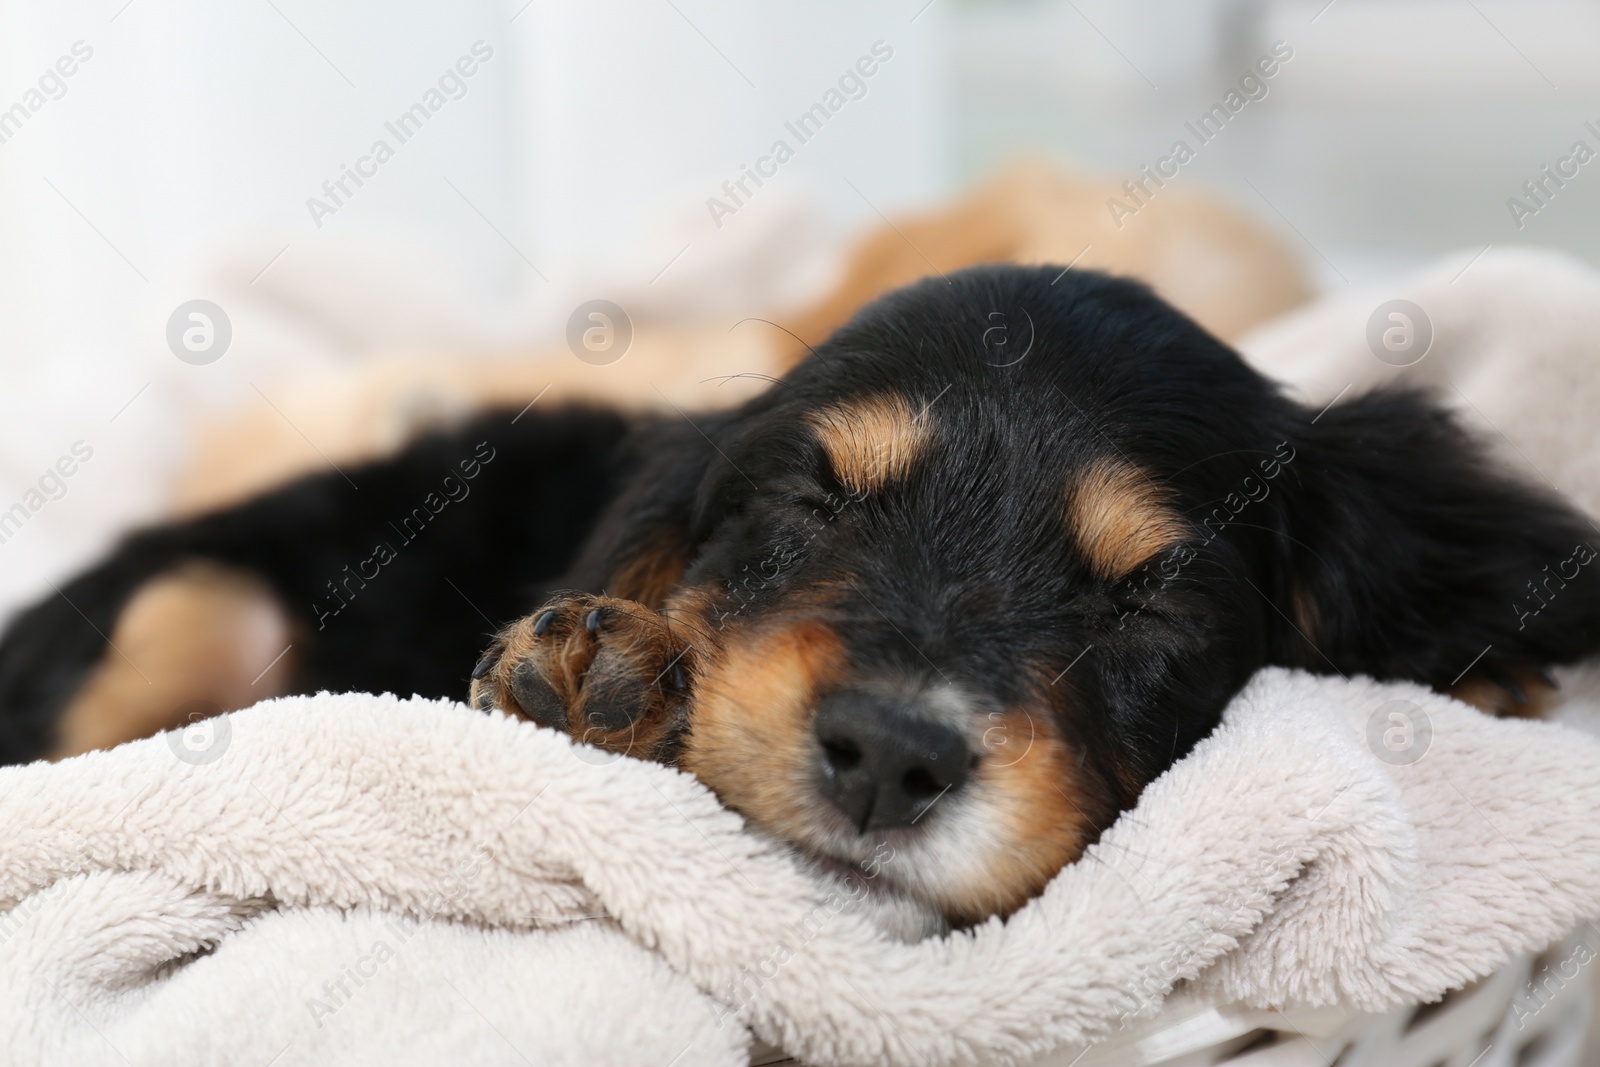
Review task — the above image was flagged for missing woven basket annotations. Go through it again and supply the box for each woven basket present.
[1039,930,1596,1067]
[752,930,1596,1066]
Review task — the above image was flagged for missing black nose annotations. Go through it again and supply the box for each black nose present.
[812,691,974,832]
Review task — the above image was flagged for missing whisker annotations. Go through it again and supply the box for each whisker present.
[700,371,786,389]
[728,316,823,363]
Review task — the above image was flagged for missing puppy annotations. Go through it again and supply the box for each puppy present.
[4,265,1598,925]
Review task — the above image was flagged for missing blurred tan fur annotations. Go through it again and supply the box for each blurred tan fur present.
[175,160,1311,514]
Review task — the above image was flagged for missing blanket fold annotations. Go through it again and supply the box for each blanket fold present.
[4,666,1600,1067]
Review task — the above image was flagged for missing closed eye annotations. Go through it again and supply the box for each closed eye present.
[768,481,851,518]
[1066,543,1202,619]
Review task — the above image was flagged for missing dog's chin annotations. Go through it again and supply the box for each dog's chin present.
[790,846,949,943]
[767,786,1051,928]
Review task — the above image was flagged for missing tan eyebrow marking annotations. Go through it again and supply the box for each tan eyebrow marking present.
[1067,458,1188,578]
[806,395,933,496]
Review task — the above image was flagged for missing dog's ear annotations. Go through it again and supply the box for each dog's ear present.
[1270,388,1600,689]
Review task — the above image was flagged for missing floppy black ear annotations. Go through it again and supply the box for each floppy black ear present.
[1270,388,1600,690]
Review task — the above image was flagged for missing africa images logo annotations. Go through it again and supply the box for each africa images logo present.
[166,300,232,365]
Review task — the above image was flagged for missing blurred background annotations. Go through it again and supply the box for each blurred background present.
[2,0,1599,621]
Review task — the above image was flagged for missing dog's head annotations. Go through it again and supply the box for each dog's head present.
[657,266,1600,923]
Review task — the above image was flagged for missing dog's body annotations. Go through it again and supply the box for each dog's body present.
[5,266,1600,923]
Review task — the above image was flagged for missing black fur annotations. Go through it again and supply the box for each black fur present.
[4,265,1599,840]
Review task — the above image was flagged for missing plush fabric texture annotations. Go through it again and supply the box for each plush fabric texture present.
[4,669,1600,1067]
[6,246,1600,1066]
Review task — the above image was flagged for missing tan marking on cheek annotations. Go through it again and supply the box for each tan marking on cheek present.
[49,563,296,760]
[806,395,932,497]
[940,709,1097,922]
[679,622,845,838]
[1067,458,1187,579]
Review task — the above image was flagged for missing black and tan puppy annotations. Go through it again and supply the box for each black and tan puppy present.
[4,265,1599,924]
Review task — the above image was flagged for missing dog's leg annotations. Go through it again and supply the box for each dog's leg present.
[1447,663,1560,719]
[0,406,638,763]
[48,563,296,759]
[465,413,737,760]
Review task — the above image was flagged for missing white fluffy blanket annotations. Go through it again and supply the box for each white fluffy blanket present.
[6,248,1600,1066]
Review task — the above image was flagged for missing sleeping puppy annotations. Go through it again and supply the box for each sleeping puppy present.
[3,265,1599,925]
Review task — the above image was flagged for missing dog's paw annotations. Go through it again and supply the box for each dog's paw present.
[468,594,692,756]
[1448,660,1559,719]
